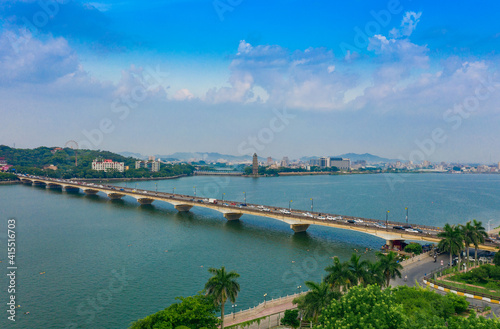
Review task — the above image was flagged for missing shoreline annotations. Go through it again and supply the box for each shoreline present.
[0,180,21,185]
[75,174,189,182]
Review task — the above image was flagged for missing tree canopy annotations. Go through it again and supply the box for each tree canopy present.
[129,294,219,329]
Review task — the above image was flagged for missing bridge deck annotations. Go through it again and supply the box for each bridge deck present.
[17,175,499,251]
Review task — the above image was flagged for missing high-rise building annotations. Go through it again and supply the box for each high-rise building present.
[267,157,273,166]
[281,156,289,167]
[136,159,161,172]
[319,157,330,168]
[498,161,500,170]
[252,153,258,176]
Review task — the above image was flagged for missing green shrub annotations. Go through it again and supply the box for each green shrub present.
[404,243,423,255]
[444,293,469,314]
[281,309,300,329]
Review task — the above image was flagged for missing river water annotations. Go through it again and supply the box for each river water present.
[1,173,499,328]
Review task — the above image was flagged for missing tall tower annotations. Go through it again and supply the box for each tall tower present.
[252,153,258,176]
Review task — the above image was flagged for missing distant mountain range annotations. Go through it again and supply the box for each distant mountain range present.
[119,151,397,164]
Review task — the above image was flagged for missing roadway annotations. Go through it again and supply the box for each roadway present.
[16,174,500,251]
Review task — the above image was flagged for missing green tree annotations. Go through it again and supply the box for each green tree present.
[281,309,300,329]
[376,251,403,287]
[316,285,406,329]
[365,261,386,287]
[493,252,500,266]
[471,219,488,265]
[293,280,340,323]
[404,243,423,255]
[129,294,219,329]
[461,221,475,267]
[204,266,240,329]
[347,253,369,285]
[325,257,354,292]
[438,224,463,266]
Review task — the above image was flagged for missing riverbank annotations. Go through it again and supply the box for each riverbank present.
[72,174,189,182]
[0,180,20,185]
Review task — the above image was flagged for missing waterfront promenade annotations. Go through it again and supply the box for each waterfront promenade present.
[224,253,499,329]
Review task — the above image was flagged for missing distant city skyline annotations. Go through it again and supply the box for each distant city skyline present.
[1,1,500,163]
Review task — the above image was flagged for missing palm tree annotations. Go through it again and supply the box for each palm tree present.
[461,221,474,269]
[348,253,369,285]
[325,257,354,292]
[293,280,340,323]
[376,251,403,287]
[204,266,240,329]
[365,261,385,287]
[437,223,463,267]
[471,219,488,265]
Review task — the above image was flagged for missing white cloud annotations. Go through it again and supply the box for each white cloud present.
[390,11,422,38]
[0,31,79,85]
[172,88,194,101]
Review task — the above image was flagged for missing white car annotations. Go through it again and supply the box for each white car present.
[326,216,335,220]
[354,219,363,223]
[405,228,419,233]
[317,216,326,220]
[303,212,313,218]
[281,210,291,214]
[375,223,387,229]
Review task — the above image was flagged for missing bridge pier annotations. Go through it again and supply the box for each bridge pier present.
[107,193,125,200]
[174,204,193,212]
[386,240,394,249]
[290,224,310,233]
[64,186,80,192]
[223,213,243,221]
[83,189,99,195]
[47,184,63,189]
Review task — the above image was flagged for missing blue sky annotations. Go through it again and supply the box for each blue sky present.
[1,0,500,163]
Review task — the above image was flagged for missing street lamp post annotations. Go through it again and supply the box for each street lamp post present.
[172,187,176,194]
[243,191,246,204]
[155,183,157,193]
[222,193,225,201]
[194,186,196,196]
[310,198,313,212]
[232,304,237,319]
[297,285,302,294]
[488,219,492,233]
[289,200,292,211]
[405,207,408,225]
[386,210,389,230]
[263,293,267,307]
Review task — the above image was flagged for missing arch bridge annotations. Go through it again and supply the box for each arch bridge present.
[17,175,498,252]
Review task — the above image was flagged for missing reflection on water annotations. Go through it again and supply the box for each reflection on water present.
[1,174,500,328]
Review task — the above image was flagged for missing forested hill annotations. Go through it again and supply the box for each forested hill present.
[0,145,194,179]
[0,145,136,169]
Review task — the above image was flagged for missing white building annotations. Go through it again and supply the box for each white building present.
[92,159,125,172]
